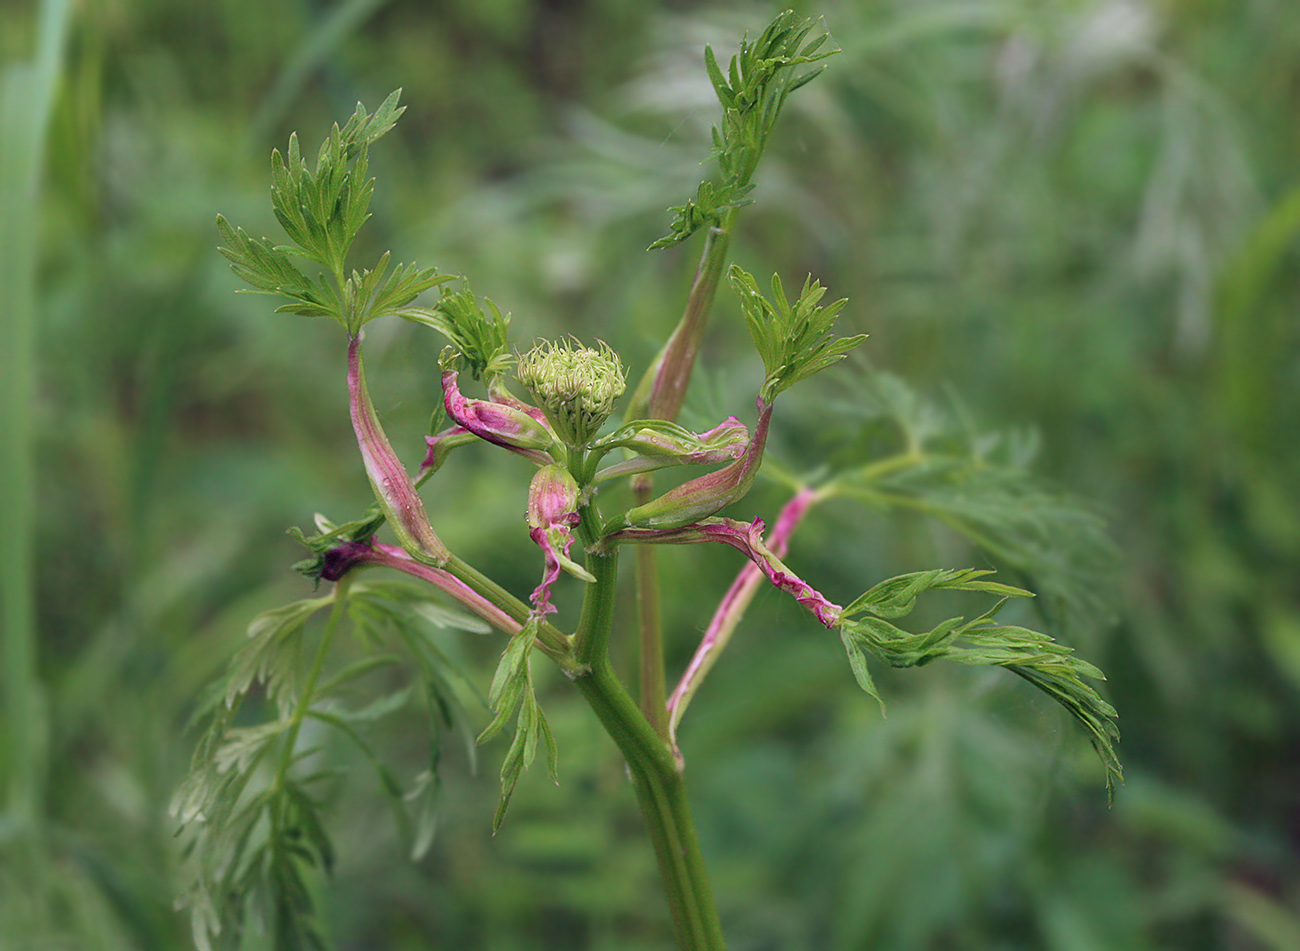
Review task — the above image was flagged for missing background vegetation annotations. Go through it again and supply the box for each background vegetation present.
[2,0,1298,948]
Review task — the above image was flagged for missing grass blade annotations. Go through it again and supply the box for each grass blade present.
[0,0,73,826]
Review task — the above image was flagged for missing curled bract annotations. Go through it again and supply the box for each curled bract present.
[610,399,774,533]
[420,424,477,476]
[349,337,450,564]
[593,417,749,483]
[441,369,558,465]
[526,464,596,615]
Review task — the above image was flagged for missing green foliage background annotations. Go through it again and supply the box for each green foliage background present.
[3,0,1299,948]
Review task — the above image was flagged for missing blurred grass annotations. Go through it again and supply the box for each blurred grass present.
[0,0,70,902]
[1,0,70,829]
[1,0,1298,948]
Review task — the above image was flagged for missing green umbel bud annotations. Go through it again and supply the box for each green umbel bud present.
[516,340,627,448]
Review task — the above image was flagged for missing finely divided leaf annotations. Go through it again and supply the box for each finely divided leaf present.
[823,369,1118,632]
[216,215,339,320]
[704,44,733,108]
[406,769,444,861]
[368,262,455,323]
[841,568,1031,620]
[834,579,1122,800]
[345,87,405,149]
[647,180,754,250]
[840,632,884,714]
[492,689,559,834]
[226,596,333,714]
[650,12,837,248]
[176,571,484,947]
[476,618,560,832]
[404,281,513,383]
[478,621,535,744]
[220,90,444,333]
[729,264,864,403]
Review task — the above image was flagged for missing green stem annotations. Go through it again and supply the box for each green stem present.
[276,577,351,786]
[442,554,582,674]
[266,574,350,937]
[631,207,738,424]
[623,204,739,747]
[633,478,668,740]
[831,449,926,486]
[265,577,348,946]
[572,511,726,950]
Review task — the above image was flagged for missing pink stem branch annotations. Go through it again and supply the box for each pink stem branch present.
[323,540,522,635]
[664,486,820,761]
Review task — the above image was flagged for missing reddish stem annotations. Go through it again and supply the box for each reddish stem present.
[323,540,523,635]
[664,487,820,758]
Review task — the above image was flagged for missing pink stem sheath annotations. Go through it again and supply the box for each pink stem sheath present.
[664,486,820,760]
[348,336,450,564]
[322,540,522,635]
[617,400,773,532]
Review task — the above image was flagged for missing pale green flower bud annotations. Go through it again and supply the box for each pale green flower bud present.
[516,340,627,448]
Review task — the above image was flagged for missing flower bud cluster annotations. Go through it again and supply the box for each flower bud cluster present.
[516,340,626,448]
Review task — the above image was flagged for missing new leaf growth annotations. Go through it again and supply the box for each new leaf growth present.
[730,265,866,405]
[216,90,453,334]
[650,11,837,250]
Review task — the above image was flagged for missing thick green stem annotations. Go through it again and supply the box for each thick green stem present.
[623,206,738,747]
[633,478,668,740]
[572,510,726,950]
